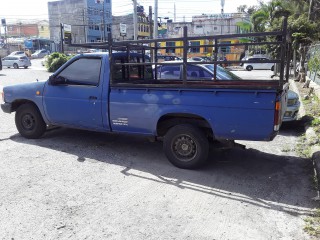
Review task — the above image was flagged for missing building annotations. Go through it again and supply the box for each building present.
[5,20,50,39]
[112,13,151,41]
[37,20,50,39]
[48,0,112,44]
[159,13,250,60]
[6,23,39,38]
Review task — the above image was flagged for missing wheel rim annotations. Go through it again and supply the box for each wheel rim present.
[21,113,35,131]
[171,134,197,162]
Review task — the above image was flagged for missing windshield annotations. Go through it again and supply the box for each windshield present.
[204,65,242,80]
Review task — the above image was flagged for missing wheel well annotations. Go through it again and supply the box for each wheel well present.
[11,100,36,112]
[157,114,213,139]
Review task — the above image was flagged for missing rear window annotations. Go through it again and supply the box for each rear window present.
[112,55,153,84]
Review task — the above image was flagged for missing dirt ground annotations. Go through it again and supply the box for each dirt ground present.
[0,65,318,239]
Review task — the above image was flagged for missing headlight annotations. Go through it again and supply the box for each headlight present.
[287,98,297,106]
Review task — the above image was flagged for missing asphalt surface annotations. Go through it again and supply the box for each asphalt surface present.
[0,62,317,239]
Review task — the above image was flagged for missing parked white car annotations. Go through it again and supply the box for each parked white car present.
[243,56,274,71]
[9,51,26,56]
[2,55,31,69]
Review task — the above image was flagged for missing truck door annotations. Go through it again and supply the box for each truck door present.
[43,57,109,131]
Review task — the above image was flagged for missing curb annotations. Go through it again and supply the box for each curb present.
[306,77,320,200]
[291,77,320,200]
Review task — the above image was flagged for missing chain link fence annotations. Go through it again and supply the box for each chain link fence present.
[308,42,320,84]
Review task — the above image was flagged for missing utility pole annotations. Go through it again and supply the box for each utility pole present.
[60,23,64,53]
[149,6,153,39]
[149,6,154,62]
[102,0,106,41]
[133,0,138,40]
[153,0,158,39]
[174,3,176,22]
[82,9,87,43]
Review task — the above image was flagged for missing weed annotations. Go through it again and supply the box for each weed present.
[304,209,320,237]
[312,118,320,127]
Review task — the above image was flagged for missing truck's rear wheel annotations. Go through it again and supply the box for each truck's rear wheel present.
[15,103,46,139]
[163,124,209,169]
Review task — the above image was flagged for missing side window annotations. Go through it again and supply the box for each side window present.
[158,65,181,79]
[58,58,102,86]
[248,58,258,62]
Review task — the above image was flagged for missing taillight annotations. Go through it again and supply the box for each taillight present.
[274,101,281,131]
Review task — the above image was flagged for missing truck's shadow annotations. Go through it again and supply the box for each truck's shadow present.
[11,126,317,216]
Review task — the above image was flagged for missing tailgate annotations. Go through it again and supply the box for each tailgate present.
[275,83,289,131]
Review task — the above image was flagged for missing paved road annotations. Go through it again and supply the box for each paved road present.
[0,63,317,239]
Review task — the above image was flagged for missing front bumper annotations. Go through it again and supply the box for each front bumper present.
[1,102,13,113]
[283,102,300,122]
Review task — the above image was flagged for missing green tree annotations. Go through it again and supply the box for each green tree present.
[250,0,320,81]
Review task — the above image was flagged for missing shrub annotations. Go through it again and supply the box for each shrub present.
[46,52,73,72]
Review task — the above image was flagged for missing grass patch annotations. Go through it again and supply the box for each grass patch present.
[296,82,320,238]
[304,209,320,237]
[312,118,320,127]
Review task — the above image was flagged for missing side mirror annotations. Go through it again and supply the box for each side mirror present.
[48,75,56,85]
[48,75,66,85]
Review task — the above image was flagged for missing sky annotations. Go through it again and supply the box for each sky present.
[0,0,267,23]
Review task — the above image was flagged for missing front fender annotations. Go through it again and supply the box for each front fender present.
[2,81,49,124]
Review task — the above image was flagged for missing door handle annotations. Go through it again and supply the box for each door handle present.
[89,96,97,100]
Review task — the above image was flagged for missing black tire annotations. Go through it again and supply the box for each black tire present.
[246,65,253,71]
[271,65,274,71]
[163,124,209,169]
[24,66,28,69]
[15,103,46,139]
[13,63,19,69]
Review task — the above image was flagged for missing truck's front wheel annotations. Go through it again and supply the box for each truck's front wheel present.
[163,124,209,169]
[15,103,46,139]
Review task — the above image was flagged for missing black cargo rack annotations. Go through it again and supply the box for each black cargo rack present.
[69,17,290,89]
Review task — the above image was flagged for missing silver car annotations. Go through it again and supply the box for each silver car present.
[31,49,50,59]
[2,56,31,69]
[283,90,300,122]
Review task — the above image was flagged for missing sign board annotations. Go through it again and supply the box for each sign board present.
[64,24,71,33]
[120,23,127,36]
[24,40,33,49]
[63,24,72,44]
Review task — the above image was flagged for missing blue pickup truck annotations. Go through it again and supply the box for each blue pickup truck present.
[0,27,290,169]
